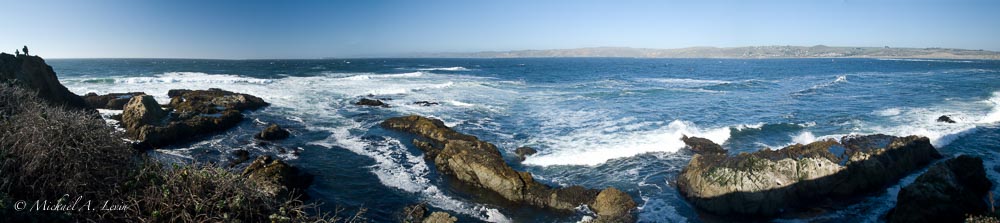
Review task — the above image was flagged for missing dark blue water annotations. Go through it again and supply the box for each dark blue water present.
[50,58,1000,222]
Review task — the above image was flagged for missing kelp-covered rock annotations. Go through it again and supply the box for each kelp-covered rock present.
[888,155,993,223]
[677,134,942,216]
[121,89,268,148]
[255,124,291,140]
[382,115,637,221]
[82,92,145,109]
[0,54,88,109]
[241,155,314,199]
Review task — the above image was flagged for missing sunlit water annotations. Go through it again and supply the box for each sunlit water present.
[51,58,1000,222]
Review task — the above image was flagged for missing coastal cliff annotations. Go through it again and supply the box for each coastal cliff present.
[0,53,87,109]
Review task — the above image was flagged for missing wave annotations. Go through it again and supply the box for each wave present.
[792,75,848,96]
[416,67,471,71]
[982,92,1000,123]
[112,72,273,84]
[522,120,731,166]
[637,78,731,87]
[337,72,424,80]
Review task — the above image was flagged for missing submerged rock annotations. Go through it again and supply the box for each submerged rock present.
[82,92,145,109]
[888,155,993,223]
[937,115,957,123]
[0,53,88,109]
[515,146,537,161]
[681,135,726,155]
[241,155,314,199]
[120,88,268,148]
[413,101,440,106]
[676,134,941,216]
[227,149,251,168]
[400,203,429,223]
[382,115,637,221]
[356,98,388,107]
[255,124,291,140]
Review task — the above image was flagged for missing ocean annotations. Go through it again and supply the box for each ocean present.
[50,58,1000,222]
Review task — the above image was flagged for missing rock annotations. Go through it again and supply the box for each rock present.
[382,115,636,221]
[255,124,291,140]
[82,92,145,109]
[681,135,726,155]
[355,98,387,107]
[887,155,993,223]
[591,187,638,222]
[422,212,457,223]
[400,203,428,223]
[413,101,440,106]
[0,53,88,109]
[227,149,251,168]
[515,147,538,161]
[120,89,268,148]
[121,95,167,134]
[242,155,314,199]
[937,115,956,123]
[677,134,942,216]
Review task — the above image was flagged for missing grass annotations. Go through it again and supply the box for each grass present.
[0,84,364,222]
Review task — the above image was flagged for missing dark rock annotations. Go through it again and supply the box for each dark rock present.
[677,134,942,216]
[515,147,537,161]
[0,54,88,109]
[382,115,636,221]
[400,203,428,223]
[888,155,993,223]
[937,115,957,123]
[242,155,314,199]
[227,149,251,168]
[255,124,291,140]
[413,101,440,106]
[681,135,726,155]
[82,92,145,109]
[356,98,387,107]
[121,89,268,148]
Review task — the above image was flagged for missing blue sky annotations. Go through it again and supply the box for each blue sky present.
[1,0,998,59]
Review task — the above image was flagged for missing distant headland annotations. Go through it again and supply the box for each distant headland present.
[396,45,1000,60]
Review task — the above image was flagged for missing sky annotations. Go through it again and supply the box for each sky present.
[1,0,998,59]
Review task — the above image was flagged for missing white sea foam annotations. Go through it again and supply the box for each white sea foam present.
[416,66,470,71]
[523,120,731,166]
[338,72,424,80]
[981,92,1000,124]
[875,107,902,116]
[793,75,848,96]
[637,78,731,87]
[114,72,273,84]
[791,131,817,145]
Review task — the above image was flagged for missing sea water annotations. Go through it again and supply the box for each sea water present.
[51,58,1000,222]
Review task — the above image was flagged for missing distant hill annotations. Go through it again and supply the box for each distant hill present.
[404,46,1000,60]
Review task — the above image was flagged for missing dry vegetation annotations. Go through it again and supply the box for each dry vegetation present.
[0,84,364,222]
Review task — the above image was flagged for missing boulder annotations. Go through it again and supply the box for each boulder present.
[356,98,387,107]
[121,95,167,134]
[422,212,457,223]
[255,124,291,140]
[677,134,942,216]
[121,89,268,148]
[887,155,993,223]
[515,147,538,161]
[591,187,638,222]
[413,101,440,106]
[241,155,314,199]
[382,115,636,221]
[82,92,145,109]
[681,135,726,155]
[227,149,251,168]
[937,115,957,123]
[0,53,87,109]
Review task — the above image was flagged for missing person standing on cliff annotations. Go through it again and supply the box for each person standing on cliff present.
[22,46,28,56]
[14,49,19,56]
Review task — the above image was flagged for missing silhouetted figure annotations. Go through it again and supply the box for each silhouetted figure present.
[22,46,28,56]
[14,49,19,56]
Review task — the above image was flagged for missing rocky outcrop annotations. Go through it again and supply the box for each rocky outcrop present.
[888,155,993,223]
[422,212,457,223]
[255,124,290,140]
[681,135,726,155]
[413,101,440,106]
[515,147,538,161]
[82,92,145,109]
[937,115,957,123]
[355,98,387,107]
[400,203,429,223]
[227,149,251,168]
[677,134,942,216]
[0,53,87,109]
[120,88,268,148]
[382,115,637,221]
[241,155,314,199]
[591,187,638,222]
